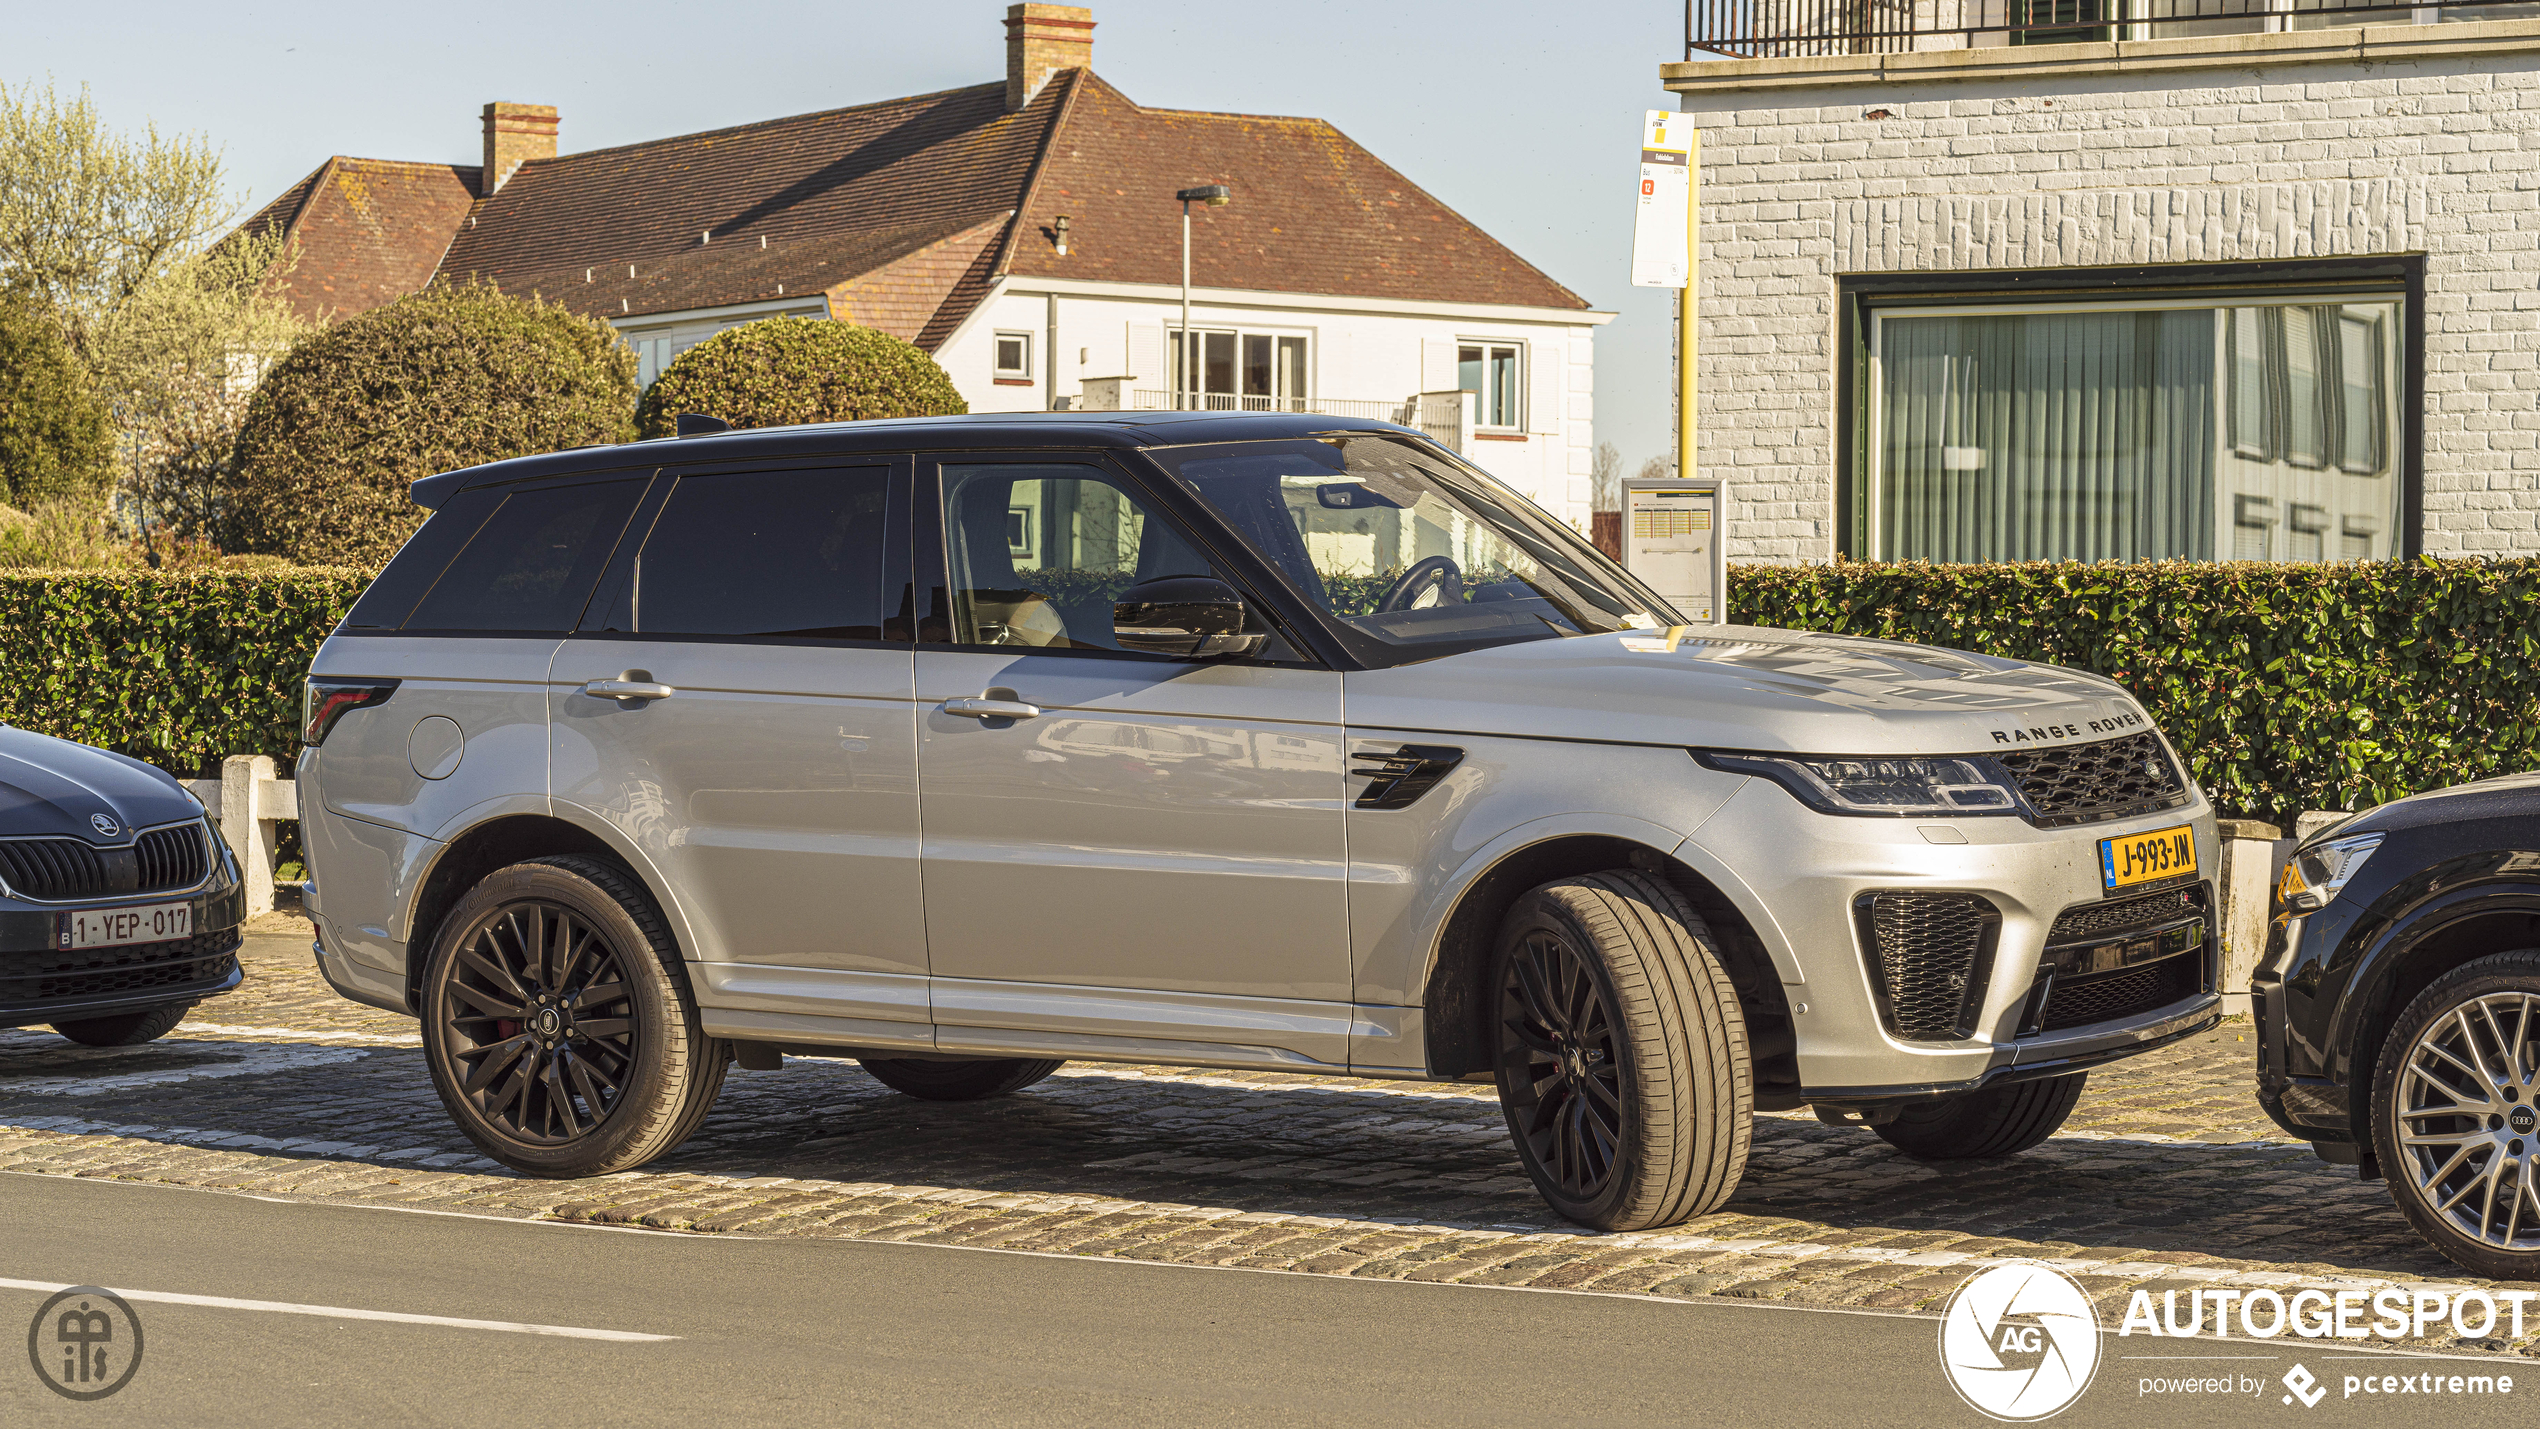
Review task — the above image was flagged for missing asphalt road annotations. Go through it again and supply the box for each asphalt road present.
[0,1174,2523,1428]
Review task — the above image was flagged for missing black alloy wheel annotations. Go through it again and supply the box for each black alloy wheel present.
[436,899,638,1144]
[421,857,724,1178]
[1499,928,1628,1202]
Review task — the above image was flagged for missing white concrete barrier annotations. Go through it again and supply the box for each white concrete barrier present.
[180,755,299,918]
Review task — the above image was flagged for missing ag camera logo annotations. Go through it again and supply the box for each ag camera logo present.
[1939,1263,2103,1421]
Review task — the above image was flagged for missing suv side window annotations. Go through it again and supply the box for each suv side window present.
[933,462,1229,652]
[404,478,644,633]
[605,466,897,641]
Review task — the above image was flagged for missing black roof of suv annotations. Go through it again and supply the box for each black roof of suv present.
[410,412,1420,510]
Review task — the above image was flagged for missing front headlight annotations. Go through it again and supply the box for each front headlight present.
[1695,751,2022,817]
[2278,832,2384,913]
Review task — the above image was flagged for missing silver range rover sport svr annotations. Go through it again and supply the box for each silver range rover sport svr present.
[300,411,2220,1231]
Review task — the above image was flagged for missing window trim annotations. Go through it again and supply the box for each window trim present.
[1457,340,1527,432]
[1165,324,1315,411]
[992,330,1033,384]
[1835,257,2426,562]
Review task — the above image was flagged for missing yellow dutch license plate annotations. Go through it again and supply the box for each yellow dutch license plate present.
[2100,824,2197,892]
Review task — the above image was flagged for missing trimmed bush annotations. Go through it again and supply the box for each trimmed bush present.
[635,317,965,438]
[1731,557,2540,826]
[0,296,111,505]
[228,283,636,566]
[0,569,371,775]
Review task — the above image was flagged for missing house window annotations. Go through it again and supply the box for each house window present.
[1459,343,1523,429]
[1864,290,2405,564]
[994,331,1032,383]
[1169,328,1309,410]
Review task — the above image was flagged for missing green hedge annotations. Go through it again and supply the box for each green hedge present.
[0,570,372,776]
[1731,558,2540,826]
[8,559,2535,823]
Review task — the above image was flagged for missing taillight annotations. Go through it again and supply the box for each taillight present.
[302,679,399,745]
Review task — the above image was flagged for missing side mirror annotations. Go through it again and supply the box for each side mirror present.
[1114,576,1267,659]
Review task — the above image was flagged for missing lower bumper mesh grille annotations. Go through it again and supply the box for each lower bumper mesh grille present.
[0,927,242,1010]
[2039,954,2202,1032]
[1856,892,2000,1042]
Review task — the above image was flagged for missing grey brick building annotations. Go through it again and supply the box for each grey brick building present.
[1664,12,2540,565]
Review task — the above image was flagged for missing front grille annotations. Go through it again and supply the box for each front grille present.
[0,926,241,1009]
[2048,882,2210,946]
[1996,732,2189,828]
[1858,892,1999,1041]
[135,824,209,891]
[2039,953,2201,1031]
[0,822,211,900]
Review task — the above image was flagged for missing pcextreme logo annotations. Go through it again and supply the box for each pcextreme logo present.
[1938,1263,2103,1422]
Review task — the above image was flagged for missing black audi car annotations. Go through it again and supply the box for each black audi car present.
[0,725,246,1045]
[2254,772,2540,1277]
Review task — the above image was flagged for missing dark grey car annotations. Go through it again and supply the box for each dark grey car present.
[0,726,247,1044]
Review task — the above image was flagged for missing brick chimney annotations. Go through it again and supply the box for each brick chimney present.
[480,102,558,197]
[1006,4,1093,113]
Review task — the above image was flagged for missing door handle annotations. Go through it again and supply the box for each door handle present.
[583,677,676,704]
[942,696,1041,721]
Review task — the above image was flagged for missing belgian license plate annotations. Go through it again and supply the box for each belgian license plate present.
[60,902,191,950]
[2100,825,2197,892]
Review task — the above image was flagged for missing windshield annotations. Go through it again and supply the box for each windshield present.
[1144,435,1678,654]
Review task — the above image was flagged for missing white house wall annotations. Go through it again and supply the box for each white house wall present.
[933,284,1606,530]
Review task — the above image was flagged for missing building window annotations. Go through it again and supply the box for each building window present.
[1460,343,1523,429]
[1169,328,1309,410]
[994,331,1032,382]
[1863,290,2405,564]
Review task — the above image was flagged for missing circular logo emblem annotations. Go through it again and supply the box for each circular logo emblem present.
[2512,1105,2536,1134]
[1938,1263,2102,1422]
[533,1007,562,1038]
[25,1286,143,1401]
[87,814,117,839]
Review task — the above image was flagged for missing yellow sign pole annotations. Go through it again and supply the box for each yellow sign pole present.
[1678,128,1699,484]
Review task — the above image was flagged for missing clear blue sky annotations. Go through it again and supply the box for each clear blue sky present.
[15,0,1686,469]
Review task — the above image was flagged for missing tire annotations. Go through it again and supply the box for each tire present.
[858,1057,1065,1101]
[1491,869,1752,1232]
[419,856,726,1178]
[2369,949,2540,1280]
[50,1000,192,1047]
[1870,1073,2086,1159]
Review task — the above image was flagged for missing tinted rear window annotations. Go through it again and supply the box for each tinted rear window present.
[617,467,895,639]
[404,479,644,632]
[341,489,500,629]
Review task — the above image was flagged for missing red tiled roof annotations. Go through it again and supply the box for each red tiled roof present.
[241,63,1585,346]
[436,81,1061,327]
[240,158,480,323]
[1009,75,1587,311]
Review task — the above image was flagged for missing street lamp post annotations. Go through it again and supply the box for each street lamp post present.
[1174,184,1229,410]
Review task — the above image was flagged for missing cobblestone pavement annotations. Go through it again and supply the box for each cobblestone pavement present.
[5,917,2536,1358]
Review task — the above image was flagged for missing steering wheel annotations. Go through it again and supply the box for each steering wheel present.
[1376,556,1465,613]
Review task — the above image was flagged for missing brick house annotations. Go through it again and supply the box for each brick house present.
[1664,8,2540,564]
[241,5,1611,527]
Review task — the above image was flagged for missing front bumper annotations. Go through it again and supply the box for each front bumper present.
[1691,777,2221,1103]
[0,880,248,1028]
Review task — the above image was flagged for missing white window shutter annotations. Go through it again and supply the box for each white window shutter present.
[1420,338,1459,393]
[1128,323,1162,388]
[1530,342,1560,434]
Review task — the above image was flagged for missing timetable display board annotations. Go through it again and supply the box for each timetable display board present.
[1621,479,1723,623]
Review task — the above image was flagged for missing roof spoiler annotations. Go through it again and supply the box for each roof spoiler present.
[409,469,470,511]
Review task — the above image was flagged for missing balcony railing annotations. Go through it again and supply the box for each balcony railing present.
[1687,0,2540,58]
[1125,391,1416,422]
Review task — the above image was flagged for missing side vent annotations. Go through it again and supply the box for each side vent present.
[1350,745,1464,810]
